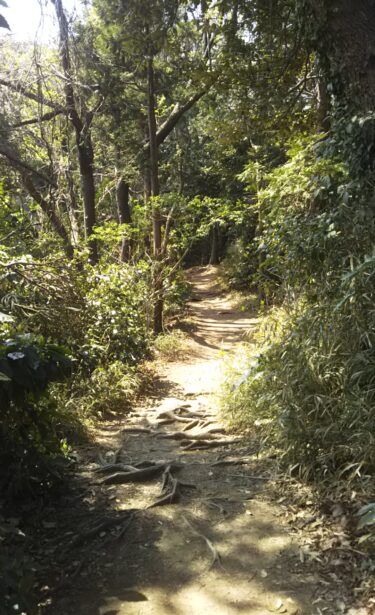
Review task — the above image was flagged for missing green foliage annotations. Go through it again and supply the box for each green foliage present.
[223,239,258,289]
[0,333,71,496]
[223,130,375,482]
[1,252,87,347]
[51,360,141,421]
[153,329,189,361]
[85,263,151,364]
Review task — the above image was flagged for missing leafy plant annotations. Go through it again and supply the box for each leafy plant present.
[0,333,71,496]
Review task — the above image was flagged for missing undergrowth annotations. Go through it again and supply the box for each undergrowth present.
[153,329,190,362]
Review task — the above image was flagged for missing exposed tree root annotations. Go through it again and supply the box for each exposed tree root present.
[158,429,226,442]
[98,462,172,484]
[156,410,192,424]
[121,427,155,434]
[147,465,180,508]
[183,515,222,569]
[95,463,138,474]
[63,510,134,553]
[181,419,200,431]
[182,438,242,450]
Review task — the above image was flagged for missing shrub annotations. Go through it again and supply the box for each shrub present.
[221,265,375,480]
[84,262,151,365]
[222,135,375,483]
[0,333,71,496]
[52,360,141,421]
[154,329,190,361]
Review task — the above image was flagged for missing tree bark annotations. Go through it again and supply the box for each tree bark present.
[22,175,74,259]
[142,89,208,158]
[209,222,220,265]
[147,55,163,335]
[116,178,132,262]
[314,0,375,110]
[52,0,98,264]
[316,75,330,132]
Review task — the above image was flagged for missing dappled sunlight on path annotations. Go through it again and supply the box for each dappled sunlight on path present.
[45,267,322,615]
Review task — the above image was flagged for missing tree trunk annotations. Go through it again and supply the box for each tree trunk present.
[52,0,98,264]
[316,75,331,132]
[116,178,132,262]
[65,163,80,245]
[147,55,163,335]
[209,223,220,265]
[315,1,375,110]
[22,174,74,259]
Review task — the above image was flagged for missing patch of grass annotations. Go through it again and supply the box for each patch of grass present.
[50,361,141,423]
[227,289,260,315]
[153,330,190,362]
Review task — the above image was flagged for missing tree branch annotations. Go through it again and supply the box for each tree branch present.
[0,144,73,258]
[11,108,65,128]
[142,89,208,156]
[0,77,65,111]
[0,142,57,188]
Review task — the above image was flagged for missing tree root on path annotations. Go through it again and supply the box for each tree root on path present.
[95,463,139,474]
[63,510,135,553]
[157,428,226,442]
[183,515,222,569]
[146,465,197,508]
[181,419,200,431]
[156,410,192,424]
[98,462,177,485]
[182,438,242,450]
[147,465,180,508]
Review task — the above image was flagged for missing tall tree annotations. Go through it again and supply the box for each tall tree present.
[51,0,99,264]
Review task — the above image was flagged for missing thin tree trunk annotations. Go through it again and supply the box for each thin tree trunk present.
[316,75,331,132]
[116,178,132,262]
[209,222,220,265]
[66,166,80,245]
[52,0,98,264]
[22,174,74,259]
[147,55,163,334]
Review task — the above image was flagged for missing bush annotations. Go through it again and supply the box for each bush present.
[222,135,375,483]
[154,329,190,361]
[221,261,375,481]
[0,333,71,496]
[51,360,141,421]
[84,262,151,365]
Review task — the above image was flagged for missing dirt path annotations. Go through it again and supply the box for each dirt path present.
[42,267,325,615]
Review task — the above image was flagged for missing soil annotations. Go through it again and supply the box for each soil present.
[31,267,372,615]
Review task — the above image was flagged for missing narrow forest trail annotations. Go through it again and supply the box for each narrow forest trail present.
[44,267,326,615]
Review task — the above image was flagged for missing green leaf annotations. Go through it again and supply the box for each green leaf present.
[357,502,375,516]
[0,371,10,381]
[357,503,375,529]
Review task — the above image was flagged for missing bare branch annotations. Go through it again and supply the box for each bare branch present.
[0,145,73,258]
[142,89,208,156]
[0,77,65,111]
[11,108,65,128]
[0,142,57,187]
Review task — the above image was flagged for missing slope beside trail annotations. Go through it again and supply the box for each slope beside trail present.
[42,266,325,615]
